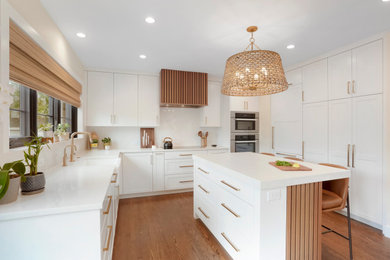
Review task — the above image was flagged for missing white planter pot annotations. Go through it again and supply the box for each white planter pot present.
[104,145,111,150]
[39,131,53,138]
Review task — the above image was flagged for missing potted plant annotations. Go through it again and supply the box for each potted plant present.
[21,137,49,195]
[0,160,25,204]
[38,123,53,138]
[55,123,70,141]
[91,139,99,149]
[102,137,112,150]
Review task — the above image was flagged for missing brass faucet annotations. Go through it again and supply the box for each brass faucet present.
[70,132,92,162]
[63,144,77,166]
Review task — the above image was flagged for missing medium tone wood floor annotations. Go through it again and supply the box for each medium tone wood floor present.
[113,192,390,260]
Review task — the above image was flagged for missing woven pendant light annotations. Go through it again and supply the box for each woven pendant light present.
[222,26,288,96]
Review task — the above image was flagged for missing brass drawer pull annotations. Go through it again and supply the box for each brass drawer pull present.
[221,232,240,252]
[198,167,209,174]
[103,225,113,252]
[352,144,355,168]
[179,165,193,168]
[180,154,192,156]
[221,203,240,218]
[103,196,112,215]
[111,173,118,183]
[198,185,209,194]
[221,180,240,191]
[179,180,193,183]
[198,207,210,219]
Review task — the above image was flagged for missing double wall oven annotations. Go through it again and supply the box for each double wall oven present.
[230,112,259,153]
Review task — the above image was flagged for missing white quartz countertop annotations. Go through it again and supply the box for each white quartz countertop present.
[194,152,351,189]
[0,150,121,221]
[118,146,229,153]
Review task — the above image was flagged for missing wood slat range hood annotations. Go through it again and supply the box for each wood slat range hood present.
[160,69,208,107]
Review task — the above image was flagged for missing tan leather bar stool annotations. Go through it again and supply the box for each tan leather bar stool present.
[284,156,303,162]
[260,152,275,156]
[318,163,353,260]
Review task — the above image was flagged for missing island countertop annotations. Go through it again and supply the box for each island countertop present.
[193,152,350,189]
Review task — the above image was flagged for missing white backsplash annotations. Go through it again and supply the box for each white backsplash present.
[88,107,222,149]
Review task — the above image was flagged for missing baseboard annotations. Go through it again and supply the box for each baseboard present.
[119,189,193,199]
[383,225,390,238]
[336,210,383,230]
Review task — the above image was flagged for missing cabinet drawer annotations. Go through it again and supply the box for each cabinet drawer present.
[195,196,218,233]
[195,173,218,203]
[216,186,256,259]
[215,172,255,205]
[165,159,194,175]
[164,150,207,160]
[165,174,194,190]
[195,163,215,180]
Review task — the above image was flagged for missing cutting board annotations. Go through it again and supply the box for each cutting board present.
[269,161,312,171]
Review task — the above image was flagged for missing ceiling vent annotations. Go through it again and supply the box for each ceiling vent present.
[160,69,208,107]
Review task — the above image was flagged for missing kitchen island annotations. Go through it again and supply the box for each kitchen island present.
[193,152,350,260]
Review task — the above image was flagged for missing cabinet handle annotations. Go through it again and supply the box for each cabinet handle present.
[179,165,193,168]
[198,207,210,219]
[179,180,193,183]
[179,154,192,156]
[347,144,350,167]
[221,180,240,191]
[103,225,113,252]
[103,196,112,215]
[302,141,305,160]
[352,144,355,168]
[347,81,351,94]
[198,184,209,194]
[198,167,209,174]
[221,203,240,218]
[352,80,355,94]
[221,232,240,252]
[111,173,118,183]
[272,127,275,149]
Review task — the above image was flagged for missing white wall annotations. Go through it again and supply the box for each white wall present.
[87,107,221,149]
[0,0,86,168]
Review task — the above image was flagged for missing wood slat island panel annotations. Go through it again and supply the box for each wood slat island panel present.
[286,182,322,260]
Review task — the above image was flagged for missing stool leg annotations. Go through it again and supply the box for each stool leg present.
[346,193,353,260]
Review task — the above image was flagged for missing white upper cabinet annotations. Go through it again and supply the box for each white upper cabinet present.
[201,81,221,127]
[285,68,302,85]
[138,75,160,127]
[328,40,383,100]
[328,98,352,167]
[113,73,138,126]
[328,51,352,100]
[352,40,383,97]
[230,96,260,112]
[87,71,114,126]
[302,59,328,103]
[302,102,328,163]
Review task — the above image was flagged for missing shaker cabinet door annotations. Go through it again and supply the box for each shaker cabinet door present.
[138,75,160,127]
[122,153,153,194]
[328,51,352,100]
[302,59,328,103]
[113,73,138,126]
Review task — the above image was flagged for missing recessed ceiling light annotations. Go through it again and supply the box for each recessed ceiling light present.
[287,44,295,49]
[139,54,147,59]
[382,0,390,2]
[76,32,86,38]
[145,17,156,24]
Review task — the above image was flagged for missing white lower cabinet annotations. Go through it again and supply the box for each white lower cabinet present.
[122,153,153,194]
[121,149,228,196]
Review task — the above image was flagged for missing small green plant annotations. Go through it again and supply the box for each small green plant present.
[0,160,26,199]
[55,123,70,135]
[38,123,53,132]
[92,139,99,144]
[102,137,111,145]
[24,137,49,176]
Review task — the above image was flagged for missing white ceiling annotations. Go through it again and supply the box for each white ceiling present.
[40,0,390,78]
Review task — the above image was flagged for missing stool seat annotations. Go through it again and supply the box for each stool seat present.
[322,189,343,211]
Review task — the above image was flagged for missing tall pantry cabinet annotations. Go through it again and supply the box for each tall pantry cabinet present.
[271,39,384,227]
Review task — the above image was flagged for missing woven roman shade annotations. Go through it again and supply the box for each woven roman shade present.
[9,20,82,107]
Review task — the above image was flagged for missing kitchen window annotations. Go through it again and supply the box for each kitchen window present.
[9,81,78,149]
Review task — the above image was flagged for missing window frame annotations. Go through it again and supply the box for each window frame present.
[9,83,78,149]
